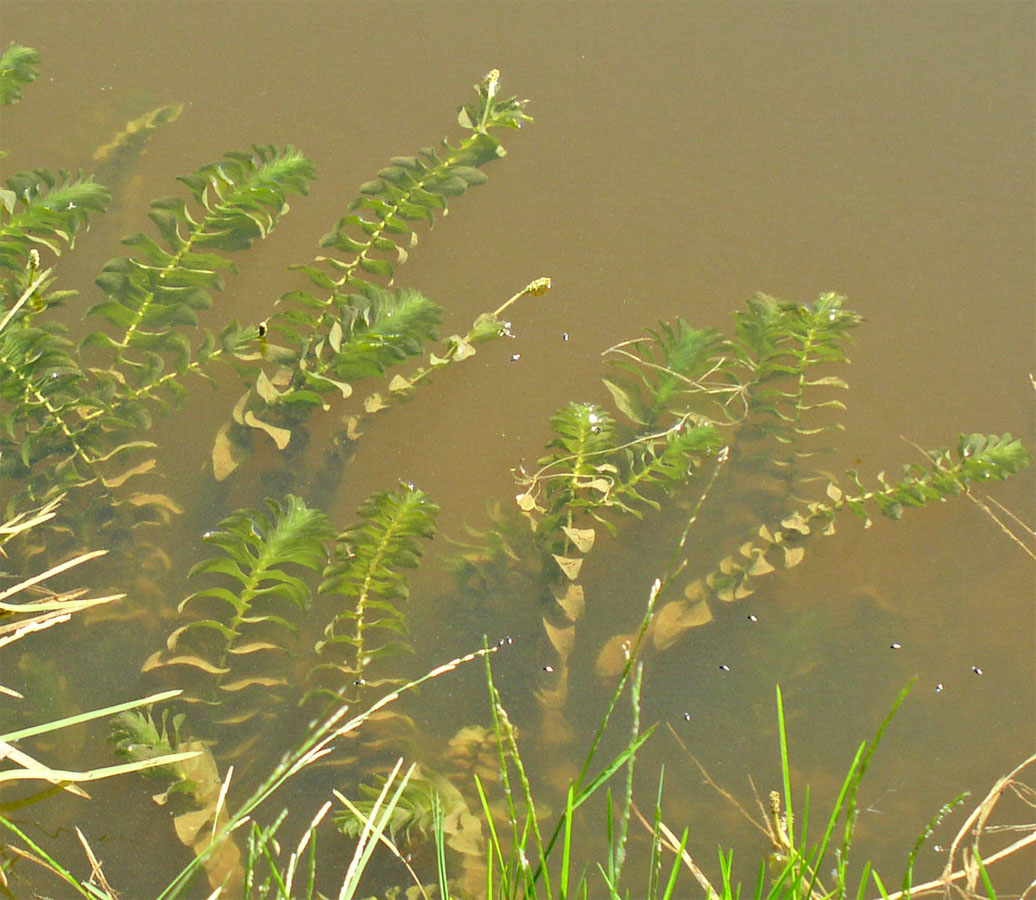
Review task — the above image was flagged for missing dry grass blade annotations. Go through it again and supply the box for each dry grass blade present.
[336,758,415,900]
[666,722,773,842]
[967,491,1036,560]
[0,750,203,786]
[283,800,333,899]
[0,494,62,542]
[332,789,431,900]
[876,751,1036,900]
[0,549,109,605]
[75,826,118,900]
[0,740,90,798]
[0,267,52,336]
[630,799,717,897]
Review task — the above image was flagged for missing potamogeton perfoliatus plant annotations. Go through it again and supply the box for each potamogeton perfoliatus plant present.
[629,430,1035,665]
[0,140,315,521]
[143,495,334,756]
[308,482,440,708]
[142,484,440,757]
[214,70,535,480]
[448,293,1032,736]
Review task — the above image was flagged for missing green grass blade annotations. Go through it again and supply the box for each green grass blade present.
[976,851,998,899]
[775,685,794,850]
[560,785,574,899]
[433,791,452,900]
[0,815,111,899]
[871,869,891,899]
[658,827,688,900]
[804,741,865,897]
[0,688,183,742]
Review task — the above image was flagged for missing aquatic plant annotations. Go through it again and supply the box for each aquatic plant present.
[448,291,1030,741]
[0,37,1031,899]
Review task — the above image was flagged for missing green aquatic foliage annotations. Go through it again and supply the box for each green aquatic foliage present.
[672,431,1033,618]
[0,170,111,276]
[85,144,316,404]
[110,707,242,893]
[310,483,440,705]
[448,292,1031,733]
[144,495,334,747]
[139,484,440,762]
[603,318,732,427]
[91,102,184,186]
[334,763,481,852]
[0,57,534,578]
[217,70,533,479]
[0,146,313,517]
[0,42,40,106]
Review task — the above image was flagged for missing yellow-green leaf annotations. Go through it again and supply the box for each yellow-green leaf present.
[212,422,246,481]
[363,392,387,414]
[653,597,713,651]
[552,583,585,622]
[100,458,157,488]
[562,526,595,554]
[243,412,291,449]
[141,651,229,675]
[783,546,805,568]
[552,554,583,580]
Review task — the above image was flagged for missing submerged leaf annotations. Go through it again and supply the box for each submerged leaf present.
[653,597,714,650]
[561,525,595,553]
[542,618,575,660]
[552,554,583,581]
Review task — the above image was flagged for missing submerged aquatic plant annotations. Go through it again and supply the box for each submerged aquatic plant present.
[0,38,1030,900]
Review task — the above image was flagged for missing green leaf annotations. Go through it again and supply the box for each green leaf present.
[0,43,41,105]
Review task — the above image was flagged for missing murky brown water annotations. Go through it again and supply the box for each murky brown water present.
[3,2,1034,896]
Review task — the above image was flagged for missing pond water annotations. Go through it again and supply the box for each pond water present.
[3,2,1034,897]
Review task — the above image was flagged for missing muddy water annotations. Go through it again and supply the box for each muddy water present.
[3,2,1033,895]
